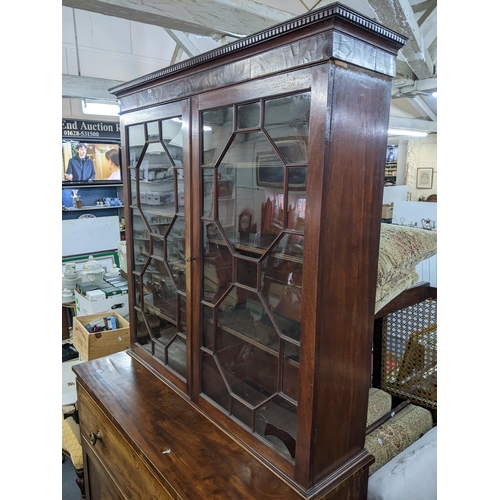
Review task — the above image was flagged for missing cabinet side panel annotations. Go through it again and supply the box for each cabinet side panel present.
[298,63,391,484]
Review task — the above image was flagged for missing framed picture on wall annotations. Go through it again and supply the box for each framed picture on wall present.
[416,168,433,189]
[386,145,398,163]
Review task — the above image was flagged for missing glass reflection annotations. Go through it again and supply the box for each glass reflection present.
[202,106,234,165]
[128,123,145,168]
[151,235,165,259]
[175,168,185,214]
[202,352,230,412]
[237,102,260,129]
[162,117,183,167]
[201,305,214,349]
[199,91,311,460]
[168,217,186,263]
[203,221,232,305]
[264,93,310,163]
[129,118,187,380]
[147,121,159,140]
[203,169,214,218]
[141,143,174,183]
[256,396,297,458]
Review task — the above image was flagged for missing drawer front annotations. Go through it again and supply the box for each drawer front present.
[84,444,127,500]
[78,385,178,500]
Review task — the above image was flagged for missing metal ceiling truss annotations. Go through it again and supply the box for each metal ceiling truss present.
[62,0,437,132]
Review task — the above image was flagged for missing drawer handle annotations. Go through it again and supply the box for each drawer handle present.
[89,430,103,446]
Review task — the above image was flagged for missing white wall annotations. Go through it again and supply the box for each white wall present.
[404,135,437,201]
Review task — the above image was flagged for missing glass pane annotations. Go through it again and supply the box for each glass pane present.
[219,343,278,407]
[140,143,174,183]
[259,195,285,248]
[128,117,187,384]
[236,259,258,288]
[203,221,233,305]
[219,289,279,351]
[260,236,303,344]
[131,208,150,274]
[231,399,253,429]
[199,91,311,461]
[283,345,299,401]
[202,106,233,165]
[167,336,187,377]
[179,295,187,333]
[130,173,138,206]
[203,169,215,218]
[147,213,172,237]
[264,93,310,163]
[168,219,186,293]
[147,320,186,377]
[134,274,142,308]
[288,167,308,191]
[256,396,297,459]
[217,131,280,251]
[136,309,162,345]
[176,168,185,215]
[151,234,165,259]
[162,117,183,167]
[202,305,215,349]
[147,121,159,140]
[168,217,186,263]
[143,261,176,319]
[140,299,186,376]
[128,124,145,168]
[145,340,167,364]
[237,102,260,129]
[202,352,230,412]
[129,123,145,189]
[217,164,234,200]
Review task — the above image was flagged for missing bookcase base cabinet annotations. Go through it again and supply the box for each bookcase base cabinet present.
[75,351,371,500]
[75,4,406,500]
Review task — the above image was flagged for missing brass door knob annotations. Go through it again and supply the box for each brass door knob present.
[89,430,103,446]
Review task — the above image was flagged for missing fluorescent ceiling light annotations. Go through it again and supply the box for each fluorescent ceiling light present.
[388,129,428,137]
[81,100,120,116]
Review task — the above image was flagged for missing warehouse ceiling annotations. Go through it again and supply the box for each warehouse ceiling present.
[62,0,437,135]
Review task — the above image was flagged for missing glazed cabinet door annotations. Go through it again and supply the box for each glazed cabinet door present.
[121,100,192,394]
[191,67,327,475]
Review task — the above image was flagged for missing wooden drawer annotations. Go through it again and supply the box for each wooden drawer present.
[78,385,178,500]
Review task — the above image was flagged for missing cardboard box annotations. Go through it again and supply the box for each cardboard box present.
[73,312,130,361]
[74,289,129,317]
[381,203,394,219]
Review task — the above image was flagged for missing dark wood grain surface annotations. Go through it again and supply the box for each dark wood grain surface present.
[94,4,407,498]
[75,352,308,499]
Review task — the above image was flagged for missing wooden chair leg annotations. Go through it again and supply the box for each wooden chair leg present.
[75,466,86,499]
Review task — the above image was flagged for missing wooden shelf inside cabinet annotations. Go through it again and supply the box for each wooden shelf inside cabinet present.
[131,205,176,216]
[207,311,300,367]
[207,237,303,264]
